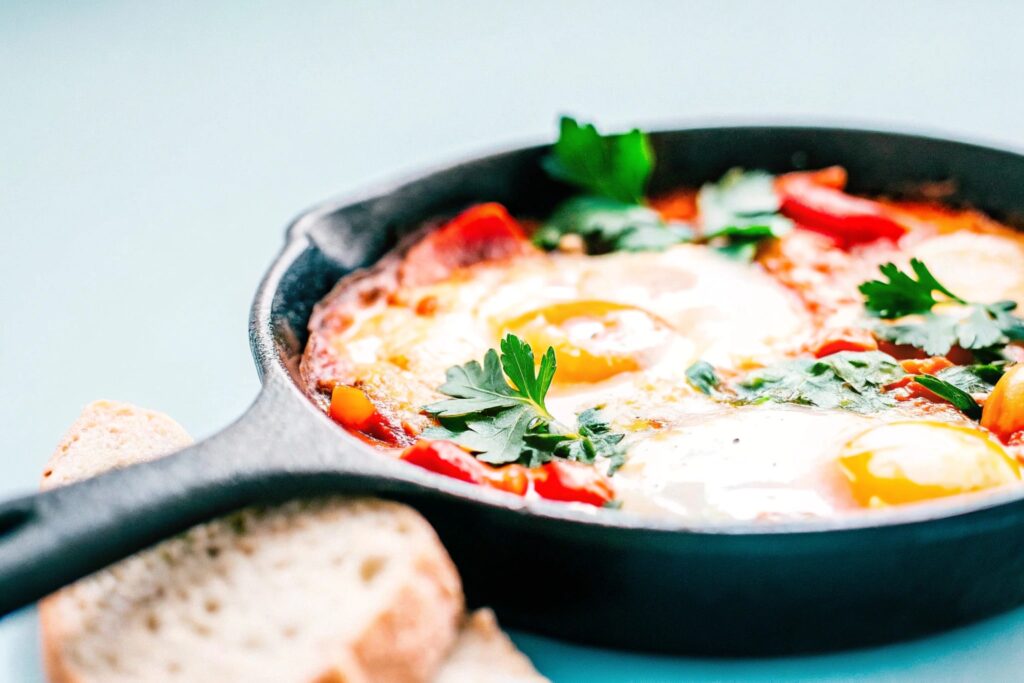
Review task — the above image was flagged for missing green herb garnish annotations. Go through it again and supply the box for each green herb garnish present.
[424,334,626,470]
[860,259,965,318]
[696,350,1004,419]
[934,362,1008,393]
[861,260,1024,356]
[536,166,790,259]
[734,351,905,413]
[685,360,720,395]
[542,116,654,204]
[697,168,793,260]
[912,375,983,420]
[532,197,692,254]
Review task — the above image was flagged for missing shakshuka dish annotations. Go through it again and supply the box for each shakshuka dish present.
[301,118,1024,522]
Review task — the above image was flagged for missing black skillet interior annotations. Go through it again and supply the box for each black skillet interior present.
[259,127,1024,656]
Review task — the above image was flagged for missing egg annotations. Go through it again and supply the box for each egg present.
[332,245,813,414]
[501,300,674,383]
[613,405,875,520]
[837,421,1020,507]
[909,231,1024,307]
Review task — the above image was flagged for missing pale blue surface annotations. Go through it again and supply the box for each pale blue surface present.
[3,2,1024,680]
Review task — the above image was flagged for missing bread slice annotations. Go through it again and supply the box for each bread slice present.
[41,399,194,490]
[38,400,472,683]
[435,609,548,683]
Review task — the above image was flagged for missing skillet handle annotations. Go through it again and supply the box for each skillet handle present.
[0,378,420,617]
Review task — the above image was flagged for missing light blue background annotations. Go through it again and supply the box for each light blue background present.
[4,1,1024,680]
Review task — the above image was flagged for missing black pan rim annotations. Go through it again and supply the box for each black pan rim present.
[249,122,1024,538]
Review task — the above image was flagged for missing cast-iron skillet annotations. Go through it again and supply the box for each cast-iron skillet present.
[4,126,1024,656]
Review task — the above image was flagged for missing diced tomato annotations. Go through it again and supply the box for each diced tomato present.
[328,385,404,445]
[400,441,615,505]
[530,460,615,507]
[1006,430,1024,449]
[899,357,954,376]
[777,174,906,249]
[649,189,699,222]
[329,385,376,428]
[777,166,848,191]
[885,357,955,395]
[812,327,878,358]
[489,464,530,497]
[876,339,974,365]
[399,440,529,496]
[945,346,976,366]
[399,203,532,287]
[400,439,490,485]
[875,339,928,361]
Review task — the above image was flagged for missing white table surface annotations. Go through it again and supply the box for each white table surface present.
[4,2,1024,680]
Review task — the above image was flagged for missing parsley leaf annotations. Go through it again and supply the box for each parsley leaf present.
[913,375,982,420]
[685,360,720,394]
[498,333,556,418]
[424,348,526,418]
[698,169,793,261]
[543,116,654,204]
[533,197,692,254]
[862,261,1024,357]
[525,407,626,473]
[872,314,959,356]
[735,351,905,413]
[969,301,1024,346]
[934,362,1008,394]
[870,300,1024,357]
[535,168,790,260]
[424,334,626,469]
[428,406,535,465]
[859,258,965,318]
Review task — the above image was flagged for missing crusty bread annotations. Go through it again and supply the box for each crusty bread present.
[38,400,483,683]
[41,400,194,490]
[435,609,548,683]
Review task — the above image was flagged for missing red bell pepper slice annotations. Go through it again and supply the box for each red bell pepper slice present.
[811,327,878,358]
[776,171,906,249]
[530,460,615,507]
[399,203,532,287]
[400,440,529,496]
[400,441,615,506]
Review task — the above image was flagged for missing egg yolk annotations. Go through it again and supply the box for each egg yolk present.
[501,300,672,383]
[837,421,1020,507]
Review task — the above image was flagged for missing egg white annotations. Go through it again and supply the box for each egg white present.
[613,405,877,521]
[326,231,1024,522]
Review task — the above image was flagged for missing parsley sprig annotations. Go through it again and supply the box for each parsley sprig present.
[687,352,907,414]
[734,351,905,413]
[532,197,693,254]
[684,360,720,395]
[860,258,965,318]
[687,352,1001,420]
[538,119,789,261]
[423,334,626,471]
[697,168,793,261]
[543,116,654,204]
[860,259,1024,356]
[537,117,686,253]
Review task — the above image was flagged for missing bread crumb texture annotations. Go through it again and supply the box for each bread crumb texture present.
[42,499,463,683]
